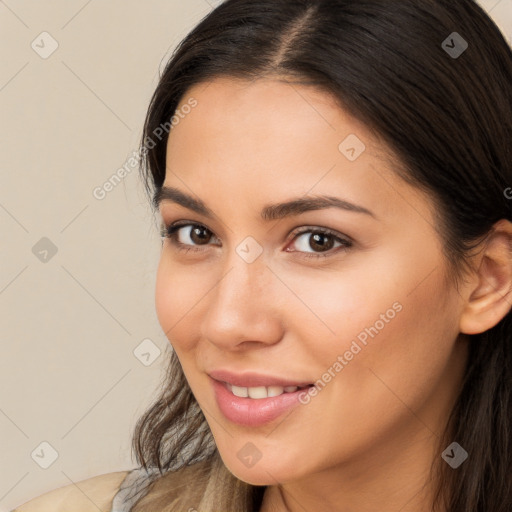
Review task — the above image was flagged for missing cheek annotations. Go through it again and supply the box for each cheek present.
[362,273,460,384]
[282,261,403,355]
[154,255,206,350]
[287,248,456,381]
[314,263,458,417]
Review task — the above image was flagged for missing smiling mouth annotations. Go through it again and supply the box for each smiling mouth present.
[211,376,314,426]
[224,382,314,399]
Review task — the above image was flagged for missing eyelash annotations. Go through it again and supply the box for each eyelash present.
[160,221,353,260]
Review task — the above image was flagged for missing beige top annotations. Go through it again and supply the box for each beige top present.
[12,471,130,512]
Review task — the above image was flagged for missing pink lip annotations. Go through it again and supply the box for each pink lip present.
[210,376,311,427]
[208,369,312,388]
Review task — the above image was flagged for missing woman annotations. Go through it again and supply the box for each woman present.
[14,0,512,511]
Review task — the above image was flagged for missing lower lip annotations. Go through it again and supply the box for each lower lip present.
[210,377,310,427]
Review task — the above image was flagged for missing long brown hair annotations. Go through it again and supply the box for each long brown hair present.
[132,1,512,510]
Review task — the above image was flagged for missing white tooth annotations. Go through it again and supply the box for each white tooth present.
[267,386,285,397]
[248,386,268,399]
[227,384,294,399]
[231,385,248,398]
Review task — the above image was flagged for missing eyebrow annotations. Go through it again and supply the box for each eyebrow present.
[154,186,376,221]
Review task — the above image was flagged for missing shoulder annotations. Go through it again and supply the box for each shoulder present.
[130,460,214,512]
[13,471,130,512]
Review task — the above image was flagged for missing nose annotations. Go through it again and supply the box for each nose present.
[200,247,285,351]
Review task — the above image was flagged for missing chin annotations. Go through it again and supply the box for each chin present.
[227,465,285,486]
[219,452,298,486]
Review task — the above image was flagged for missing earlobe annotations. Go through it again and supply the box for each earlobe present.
[459,219,512,335]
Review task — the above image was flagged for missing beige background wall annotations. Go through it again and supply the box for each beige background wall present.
[0,0,511,510]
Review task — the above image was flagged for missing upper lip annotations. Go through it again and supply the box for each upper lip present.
[208,369,313,388]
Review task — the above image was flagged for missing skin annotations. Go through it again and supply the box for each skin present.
[154,77,512,512]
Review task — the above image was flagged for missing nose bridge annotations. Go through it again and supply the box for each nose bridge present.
[219,232,271,302]
[200,242,283,347]
[214,242,270,319]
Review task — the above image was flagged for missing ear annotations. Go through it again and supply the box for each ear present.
[459,219,512,335]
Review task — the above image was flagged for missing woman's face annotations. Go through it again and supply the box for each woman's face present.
[155,77,469,487]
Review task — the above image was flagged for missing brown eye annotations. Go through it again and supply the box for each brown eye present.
[288,227,353,259]
[165,224,214,245]
[187,225,213,245]
[307,232,336,252]
[161,222,219,253]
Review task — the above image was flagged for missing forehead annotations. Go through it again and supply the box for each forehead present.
[163,77,434,227]
[172,76,374,149]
